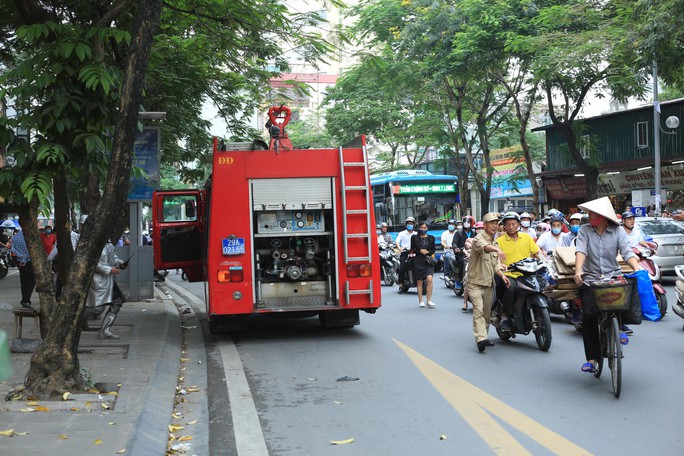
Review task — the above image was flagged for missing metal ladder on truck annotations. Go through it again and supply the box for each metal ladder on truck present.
[338,138,374,307]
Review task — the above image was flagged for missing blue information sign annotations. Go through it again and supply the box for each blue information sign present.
[631,207,647,217]
[222,238,245,255]
[128,127,160,201]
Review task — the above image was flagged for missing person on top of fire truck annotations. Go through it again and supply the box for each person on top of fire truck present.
[396,216,417,290]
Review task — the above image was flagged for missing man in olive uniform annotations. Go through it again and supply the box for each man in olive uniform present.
[467,212,510,352]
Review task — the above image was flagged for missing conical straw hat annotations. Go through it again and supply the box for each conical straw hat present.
[577,196,619,225]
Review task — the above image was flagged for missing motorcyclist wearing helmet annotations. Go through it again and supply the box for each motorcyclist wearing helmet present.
[451,215,476,288]
[561,213,585,247]
[537,211,566,256]
[621,211,649,249]
[440,219,458,276]
[495,211,544,331]
[519,212,536,238]
[396,216,417,291]
[377,222,393,248]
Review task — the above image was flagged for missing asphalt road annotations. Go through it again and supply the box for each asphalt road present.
[168,272,684,455]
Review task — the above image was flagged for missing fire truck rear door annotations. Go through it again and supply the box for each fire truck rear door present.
[152,190,204,280]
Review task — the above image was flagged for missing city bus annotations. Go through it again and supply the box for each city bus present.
[370,170,459,252]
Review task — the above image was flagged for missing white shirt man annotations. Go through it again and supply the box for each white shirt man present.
[440,220,457,275]
[395,222,416,251]
[621,213,647,248]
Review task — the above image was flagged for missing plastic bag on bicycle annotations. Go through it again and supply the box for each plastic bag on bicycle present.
[625,270,658,322]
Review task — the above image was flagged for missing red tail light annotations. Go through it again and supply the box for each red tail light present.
[218,266,244,283]
[347,264,371,277]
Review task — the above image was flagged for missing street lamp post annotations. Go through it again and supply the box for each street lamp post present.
[652,61,680,214]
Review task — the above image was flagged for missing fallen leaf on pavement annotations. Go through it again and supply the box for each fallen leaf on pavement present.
[333,401,342,405]
[85,401,92,406]
[440,434,447,440]
[185,419,198,425]
[168,425,184,432]
[63,392,71,401]
[35,406,49,412]
[0,429,14,436]
[101,403,110,409]
[109,422,116,426]
[307,377,317,381]
[14,432,29,436]
[107,391,118,396]
[70,407,79,411]
[27,401,39,406]
[59,434,69,439]
[87,388,99,394]
[178,435,192,441]
[180,358,189,362]
[94,439,103,445]
[186,387,200,392]
[20,408,36,412]
[331,438,355,445]
[116,449,126,454]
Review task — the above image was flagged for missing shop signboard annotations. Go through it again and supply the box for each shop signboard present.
[128,127,160,202]
[489,145,533,198]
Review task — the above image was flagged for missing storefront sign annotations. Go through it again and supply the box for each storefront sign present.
[545,164,684,200]
[128,127,161,202]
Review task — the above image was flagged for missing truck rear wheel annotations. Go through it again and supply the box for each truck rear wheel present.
[209,315,248,334]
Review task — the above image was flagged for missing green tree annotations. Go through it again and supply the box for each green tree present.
[507,0,649,200]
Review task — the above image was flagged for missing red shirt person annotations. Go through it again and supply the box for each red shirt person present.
[40,225,57,256]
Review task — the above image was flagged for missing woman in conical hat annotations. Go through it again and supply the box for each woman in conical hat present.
[573,196,639,374]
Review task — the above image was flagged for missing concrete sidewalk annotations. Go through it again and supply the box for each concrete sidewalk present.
[0,268,189,455]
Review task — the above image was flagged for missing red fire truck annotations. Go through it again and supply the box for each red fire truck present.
[152,106,382,332]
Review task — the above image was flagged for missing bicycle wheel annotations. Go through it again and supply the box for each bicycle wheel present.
[594,318,605,379]
[608,316,622,398]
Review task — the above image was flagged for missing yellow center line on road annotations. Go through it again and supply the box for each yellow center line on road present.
[394,339,592,456]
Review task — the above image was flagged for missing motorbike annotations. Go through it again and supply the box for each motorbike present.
[673,265,684,330]
[442,250,466,296]
[154,269,169,282]
[379,242,400,286]
[397,251,428,294]
[491,258,553,351]
[0,246,9,279]
[632,243,667,318]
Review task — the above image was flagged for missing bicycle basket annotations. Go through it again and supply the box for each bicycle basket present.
[592,280,633,312]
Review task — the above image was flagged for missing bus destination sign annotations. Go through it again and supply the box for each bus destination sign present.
[396,183,455,194]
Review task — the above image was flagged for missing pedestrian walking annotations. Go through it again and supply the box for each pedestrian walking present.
[467,212,509,352]
[410,221,436,308]
[9,226,35,309]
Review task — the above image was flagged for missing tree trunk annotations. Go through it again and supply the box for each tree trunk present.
[25,0,163,399]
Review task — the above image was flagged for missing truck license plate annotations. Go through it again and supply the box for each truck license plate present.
[222,237,245,255]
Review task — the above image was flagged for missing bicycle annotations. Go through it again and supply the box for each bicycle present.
[591,278,633,398]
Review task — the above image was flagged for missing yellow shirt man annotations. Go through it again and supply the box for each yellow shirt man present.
[496,231,540,278]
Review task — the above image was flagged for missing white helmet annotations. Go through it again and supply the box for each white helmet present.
[569,213,585,222]
[520,212,532,220]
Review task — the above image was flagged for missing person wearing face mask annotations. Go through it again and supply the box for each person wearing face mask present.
[377,222,393,247]
[456,221,463,231]
[573,197,639,374]
[495,212,544,332]
[410,221,437,308]
[452,216,476,291]
[561,213,584,246]
[440,219,458,278]
[40,225,57,258]
[396,216,417,292]
[536,212,566,257]
[519,212,535,238]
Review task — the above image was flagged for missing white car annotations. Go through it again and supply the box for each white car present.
[634,217,684,273]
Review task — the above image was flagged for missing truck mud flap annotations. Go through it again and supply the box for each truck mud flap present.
[319,309,360,328]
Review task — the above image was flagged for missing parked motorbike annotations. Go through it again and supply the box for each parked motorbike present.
[633,243,667,318]
[491,258,553,351]
[379,242,400,286]
[0,246,9,279]
[673,265,684,330]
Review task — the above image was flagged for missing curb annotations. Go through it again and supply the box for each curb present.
[126,290,181,455]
